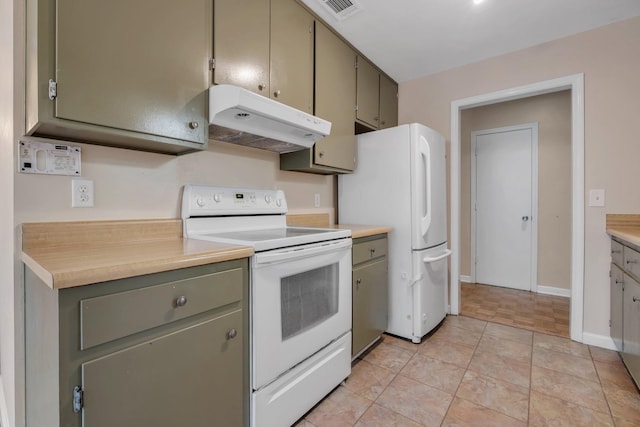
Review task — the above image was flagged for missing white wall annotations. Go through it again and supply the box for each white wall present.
[399,16,640,340]
[0,0,16,424]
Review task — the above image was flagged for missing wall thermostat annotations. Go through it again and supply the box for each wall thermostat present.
[19,140,81,176]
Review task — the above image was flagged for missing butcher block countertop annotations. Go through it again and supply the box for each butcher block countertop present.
[606,214,640,247]
[21,219,253,290]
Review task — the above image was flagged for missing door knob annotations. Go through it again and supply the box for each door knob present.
[522,216,529,221]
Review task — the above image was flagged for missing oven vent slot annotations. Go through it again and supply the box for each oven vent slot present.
[318,0,362,21]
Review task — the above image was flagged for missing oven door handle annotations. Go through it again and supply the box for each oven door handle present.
[254,239,352,264]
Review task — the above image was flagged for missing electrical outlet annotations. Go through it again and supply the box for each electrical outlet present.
[72,179,94,207]
[314,193,321,208]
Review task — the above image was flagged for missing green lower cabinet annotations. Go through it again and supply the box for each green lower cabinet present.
[352,235,389,359]
[25,259,249,427]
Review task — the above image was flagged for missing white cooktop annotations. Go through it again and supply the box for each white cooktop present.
[181,185,350,251]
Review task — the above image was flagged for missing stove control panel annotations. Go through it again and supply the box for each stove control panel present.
[182,185,287,218]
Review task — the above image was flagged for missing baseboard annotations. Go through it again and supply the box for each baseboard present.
[0,375,9,427]
[582,332,617,351]
[536,285,571,298]
[459,275,471,283]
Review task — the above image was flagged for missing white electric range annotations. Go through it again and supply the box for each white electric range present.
[182,185,352,427]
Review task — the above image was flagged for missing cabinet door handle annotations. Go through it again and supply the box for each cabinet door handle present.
[356,278,361,289]
[616,279,624,285]
[612,249,622,254]
[318,151,325,158]
[226,329,238,339]
[258,83,266,91]
[370,248,376,256]
[273,90,281,98]
[175,295,188,307]
[627,259,638,265]
[188,121,199,130]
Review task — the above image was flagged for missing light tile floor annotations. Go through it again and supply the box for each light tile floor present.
[295,316,640,426]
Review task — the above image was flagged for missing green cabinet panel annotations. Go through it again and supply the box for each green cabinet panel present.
[26,0,210,154]
[270,0,314,113]
[25,259,249,427]
[280,20,356,174]
[213,0,313,113]
[80,268,243,349]
[351,235,388,359]
[353,259,388,358]
[213,0,270,95]
[82,311,243,427]
[379,74,398,129]
[356,56,380,129]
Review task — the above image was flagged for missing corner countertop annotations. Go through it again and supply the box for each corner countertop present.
[606,214,640,247]
[22,219,253,290]
[330,224,392,239]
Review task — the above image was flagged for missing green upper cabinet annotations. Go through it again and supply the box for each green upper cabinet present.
[213,0,270,95]
[280,21,356,174]
[379,74,399,129]
[356,56,398,132]
[26,0,211,155]
[213,0,314,114]
[355,56,380,129]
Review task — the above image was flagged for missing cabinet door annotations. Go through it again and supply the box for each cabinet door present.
[379,74,398,129]
[270,0,314,113]
[81,310,243,427]
[623,274,640,386]
[314,22,356,171]
[352,259,388,358]
[213,0,270,95]
[356,56,380,129]
[56,0,210,144]
[611,264,624,351]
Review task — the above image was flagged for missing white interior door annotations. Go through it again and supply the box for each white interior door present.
[472,123,538,291]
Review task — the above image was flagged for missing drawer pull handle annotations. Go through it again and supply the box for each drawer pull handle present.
[226,329,238,340]
[355,278,361,290]
[626,259,638,265]
[370,248,376,256]
[612,250,622,254]
[616,279,624,285]
[634,296,640,303]
[175,295,188,307]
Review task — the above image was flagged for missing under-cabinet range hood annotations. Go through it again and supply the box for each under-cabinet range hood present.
[208,84,332,153]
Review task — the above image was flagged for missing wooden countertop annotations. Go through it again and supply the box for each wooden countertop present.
[22,219,253,290]
[330,224,392,239]
[606,214,640,247]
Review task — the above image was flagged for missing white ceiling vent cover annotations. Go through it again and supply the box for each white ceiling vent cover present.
[319,0,362,21]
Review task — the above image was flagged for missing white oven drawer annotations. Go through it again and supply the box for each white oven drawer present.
[252,332,351,427]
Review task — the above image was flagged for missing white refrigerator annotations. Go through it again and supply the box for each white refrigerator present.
[339,123,450,343]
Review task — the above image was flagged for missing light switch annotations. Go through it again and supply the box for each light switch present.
[589,189,605,207]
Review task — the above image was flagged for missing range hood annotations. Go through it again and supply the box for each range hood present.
[208,84,332,153]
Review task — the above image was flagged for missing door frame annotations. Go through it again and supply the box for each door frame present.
[450,74,584,343]
[470,123,539,292]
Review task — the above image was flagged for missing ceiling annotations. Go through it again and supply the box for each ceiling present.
[299,0,640,83]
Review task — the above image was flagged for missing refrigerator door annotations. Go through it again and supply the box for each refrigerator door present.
[411,243,451,343]
[410,124,447,250]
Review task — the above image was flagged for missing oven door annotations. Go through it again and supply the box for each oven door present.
[251,238,352,390]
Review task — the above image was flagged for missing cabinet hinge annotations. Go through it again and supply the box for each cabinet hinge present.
[209,58,215,71]
[48,79,57,100]
[73,386,84,413]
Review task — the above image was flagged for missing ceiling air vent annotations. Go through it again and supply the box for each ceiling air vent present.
[319,0,362,21]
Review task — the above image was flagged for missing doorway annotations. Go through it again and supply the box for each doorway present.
[449,74,585,342]
[471,123,538,292]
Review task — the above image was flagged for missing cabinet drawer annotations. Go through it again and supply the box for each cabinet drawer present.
[624,246,640,281]
[612,240,624,267]
[353,236,387,265]
[80,268,243,350]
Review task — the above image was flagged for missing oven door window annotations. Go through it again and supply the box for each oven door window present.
[280,262,339,340]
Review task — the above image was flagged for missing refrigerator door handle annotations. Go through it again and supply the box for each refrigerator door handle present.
[416,136,432,237]
[423,249,452,263]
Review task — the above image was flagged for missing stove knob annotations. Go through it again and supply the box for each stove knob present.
[196,197,205,207]
[264,195,272,203]
[276,199,282,207]
[213,194,222,203]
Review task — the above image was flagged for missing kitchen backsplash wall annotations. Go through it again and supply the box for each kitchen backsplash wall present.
[14,138,335,223]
